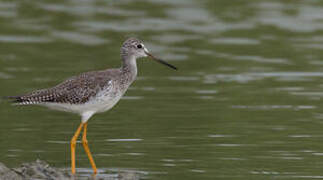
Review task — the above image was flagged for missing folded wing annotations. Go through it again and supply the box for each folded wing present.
[7,71,113,105]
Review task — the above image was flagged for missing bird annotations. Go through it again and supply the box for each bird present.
[5,37,177,174]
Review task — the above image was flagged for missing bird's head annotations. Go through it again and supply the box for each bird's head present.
[121,37,177,70]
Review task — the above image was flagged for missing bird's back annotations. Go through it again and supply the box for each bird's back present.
[8,68,122,106]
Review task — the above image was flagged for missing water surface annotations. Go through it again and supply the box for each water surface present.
[1,0,323,179]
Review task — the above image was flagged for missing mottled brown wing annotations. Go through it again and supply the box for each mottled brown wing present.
[7,71,113,105]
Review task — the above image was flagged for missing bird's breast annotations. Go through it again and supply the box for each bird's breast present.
[90,83,124,113]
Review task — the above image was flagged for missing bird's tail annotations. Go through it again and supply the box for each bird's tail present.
[2,95,32,105]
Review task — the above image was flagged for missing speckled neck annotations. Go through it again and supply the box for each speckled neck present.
[121,55,137,84]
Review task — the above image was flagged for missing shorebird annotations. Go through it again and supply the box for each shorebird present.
[5,37,177,174]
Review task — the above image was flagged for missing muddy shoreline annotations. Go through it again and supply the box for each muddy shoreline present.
[0,160,140,180]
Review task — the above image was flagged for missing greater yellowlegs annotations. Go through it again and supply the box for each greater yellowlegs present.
[6,37,177,174]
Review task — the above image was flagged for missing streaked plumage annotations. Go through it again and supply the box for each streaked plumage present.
[7,38,143,121]
[5,37,177,174]
[9,70,115,105]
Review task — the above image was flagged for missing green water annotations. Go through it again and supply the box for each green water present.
[1,0,323,179]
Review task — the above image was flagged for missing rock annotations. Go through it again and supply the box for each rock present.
[13,159,71,180]
[0,162,23,180]
[0,160,141,180]
[118,171,140,180]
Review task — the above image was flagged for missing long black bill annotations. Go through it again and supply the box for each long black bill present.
[145,52,178,70]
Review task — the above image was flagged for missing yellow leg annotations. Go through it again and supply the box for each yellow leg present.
[82,122,98,174]
[71,122,84,174]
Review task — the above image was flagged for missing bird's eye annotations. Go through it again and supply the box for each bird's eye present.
[137,44,142,49]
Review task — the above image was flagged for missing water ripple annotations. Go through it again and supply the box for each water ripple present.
[0,72,14,79]
[0,35,52,43]
[212,38,260,45]
[232,105,316,110]
[255,2,323,32]
[214,52,290,64]
[204,72,323,84]
[106,139,143,142]
[51,31,107,46]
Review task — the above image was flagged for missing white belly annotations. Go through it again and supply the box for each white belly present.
[43,95,122,114]
[42,86,124,115]
[41,79,132,122]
